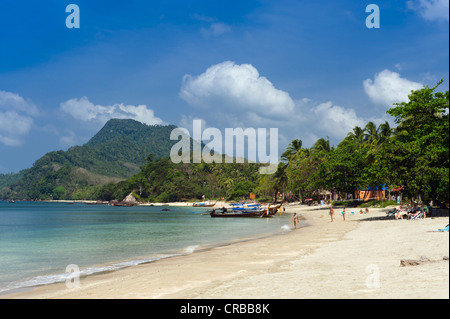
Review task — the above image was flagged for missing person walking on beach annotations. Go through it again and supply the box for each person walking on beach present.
[292,213,299,229]
[342,208,346,221]
[329,207,334,222]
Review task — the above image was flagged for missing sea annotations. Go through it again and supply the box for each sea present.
[0,201,296,294]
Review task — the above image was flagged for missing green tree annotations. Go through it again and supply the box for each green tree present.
[285,138,332,201]
[345,126,365,144]
[52,186,66,200]
[386,79,449,204]
[314,138,365,199]
[281,139,303,165]
[230,180,255,200]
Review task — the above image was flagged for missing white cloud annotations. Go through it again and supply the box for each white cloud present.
[0,90,37,146]
[312,102,367,140]
[180,61,295,119]
[179,114,208,134]
[190,13,215,23]
[191,14,231,37]
[178,62,388,150]
[0,111,34,146]
[408,0,449,21]
[287,99,369,147]
[60,96,164,126]
[363,69,423,107]
[59,130,78,147]
[0,90,39,116]
[201,23,231,37]
[179,63,397,153]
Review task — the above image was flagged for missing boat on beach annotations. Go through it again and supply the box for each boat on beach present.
[84,201,107,205]
[230,203,261,211]
[193,201,217,207]
[267,203,282,216]
[210,207,267,218]
[108,200,136,207]
[209,204,282,218]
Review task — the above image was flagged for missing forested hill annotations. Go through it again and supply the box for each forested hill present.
[0,119,179,200]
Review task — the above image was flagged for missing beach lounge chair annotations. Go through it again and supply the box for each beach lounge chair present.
[386,209,396,217]
[409,211,423,220]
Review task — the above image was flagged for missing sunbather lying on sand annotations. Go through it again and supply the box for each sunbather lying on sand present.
[428,224,449,232]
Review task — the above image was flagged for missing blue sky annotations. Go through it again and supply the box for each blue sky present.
[0,0,448,173]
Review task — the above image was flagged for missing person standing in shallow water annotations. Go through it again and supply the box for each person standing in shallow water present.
[292,213,299,229]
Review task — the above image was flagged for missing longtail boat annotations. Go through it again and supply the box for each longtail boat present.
[193,201,217,207]
[267,204,282,216]
[209,203,282,218]
[209,207,266,218]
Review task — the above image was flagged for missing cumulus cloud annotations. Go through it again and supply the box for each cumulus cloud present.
[0,90,37,146]
[0,90,39,116]
[178,62,384,149]
[363,69,423,107]
[180,61,295,119]
[178,62,398,153]
[60,96,164,126]
[179,114,208,134]
[285,99,370,147]
[408,0,449,21]
[312,102,367,140]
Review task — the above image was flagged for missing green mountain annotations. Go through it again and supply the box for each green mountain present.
[0,119,179,200]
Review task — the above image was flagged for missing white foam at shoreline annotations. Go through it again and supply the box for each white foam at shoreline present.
[0,254,181,294]
[184,245,200,254]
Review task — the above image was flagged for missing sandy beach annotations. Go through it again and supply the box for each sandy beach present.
[2,204,448,299]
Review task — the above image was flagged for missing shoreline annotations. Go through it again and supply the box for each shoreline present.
[1,205,448,299]
[0,204,295,296]
[4,199,242,208]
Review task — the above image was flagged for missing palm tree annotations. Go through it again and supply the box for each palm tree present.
[312,137,331,153]
[377,121,393,144]
[346,126,365,144]
[281,139,303,165]
[274,162,288,200]
[363,122,379,146]
[363,121,393,147]
[364,121,395,176]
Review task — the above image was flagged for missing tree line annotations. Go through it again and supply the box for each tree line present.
[98,80,447,206]
[3,81,446,205]
[94,154,263,202]
[262,80,449,206]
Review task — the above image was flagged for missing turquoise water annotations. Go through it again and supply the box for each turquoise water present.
[0,201,294,293]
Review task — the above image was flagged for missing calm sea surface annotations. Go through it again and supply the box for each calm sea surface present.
[0,201,294,293]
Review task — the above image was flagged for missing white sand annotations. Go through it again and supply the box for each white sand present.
[2,205,448,299]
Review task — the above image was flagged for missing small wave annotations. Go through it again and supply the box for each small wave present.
[184,245,200,254]
[281,225,292,232]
